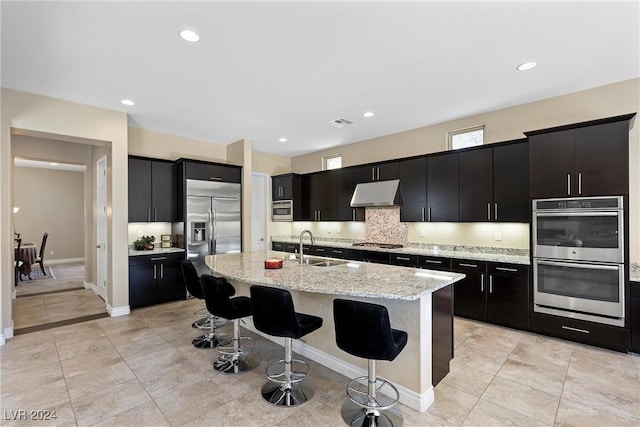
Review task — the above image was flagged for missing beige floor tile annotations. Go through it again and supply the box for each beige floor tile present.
[90,400,170,427]
[554,397,639,426]
[113,332,173,362]
[54,335,116,361]
[423,383,478,426]
[567,346,640,394]
[508,333,574,374]
[153,378,230,426]
[1,362,64,397]
[0,330,54,358]
[441,364,494,397]
[52,320,105,342]
[561,375,640,422]
[139,358,208,399]
[496,358,566,396]
[0,341,60,375]
[1,379,70,414]
[461,323,523,357]
[126,347,188,381]
[450,342,508,376]
[71,378,151,426]
[99,321,159,347]
[61,351,136,401]
[481,377,560,424]
[462,398,550,426]
[1,402,77,427]
[275,399,347,427]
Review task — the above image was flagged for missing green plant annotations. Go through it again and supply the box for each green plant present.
[133,235,155,250]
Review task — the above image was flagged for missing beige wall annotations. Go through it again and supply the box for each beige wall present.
[252,150,292,175]
[13,166,85,260]
[291,78,640,262]
[1,88,129,339]
[128,127,227,163]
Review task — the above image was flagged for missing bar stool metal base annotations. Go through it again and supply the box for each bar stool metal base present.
[192,332,230,349]
[213,351,260,374]
[261,379,316,407]
[341,400,403,427]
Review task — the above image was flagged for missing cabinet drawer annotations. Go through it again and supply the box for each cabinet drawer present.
[129,251,185,266]
[363,251,390,264]
[420,256,451,271]
[184,161,241,183]
[531,312,629,352]
[452,259,487,273]
[489,263,529,277]
[389,253,419,267]
[630,281,640,298]
[272,242,285,251]
[328,248,350,259]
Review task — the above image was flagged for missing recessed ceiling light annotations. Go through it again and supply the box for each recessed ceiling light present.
[516,62,537,71]
[179,30,200,42]
[363,111,375,118]
[120,99,135,106]
[279,138,288,143]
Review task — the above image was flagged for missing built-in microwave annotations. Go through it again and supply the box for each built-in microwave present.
[272,200,293,221]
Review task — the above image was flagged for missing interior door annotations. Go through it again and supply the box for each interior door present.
[252,173,268,251]
[96,155,108,300]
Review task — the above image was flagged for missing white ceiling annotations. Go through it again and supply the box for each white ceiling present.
[2,1,638,157]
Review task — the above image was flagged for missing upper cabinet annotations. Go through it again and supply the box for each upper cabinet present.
[128,157,177,222]
[398,157,427,222]
[527,114,635,199]
[459,140,529,222]
[272,173,300,201]
[427,152,459,222]
[335,167,367,221]
[362,161,400,182]
[302,171,338,221]
[180,160,241,183]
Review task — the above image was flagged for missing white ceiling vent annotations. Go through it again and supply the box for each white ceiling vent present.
[329,118,354,128]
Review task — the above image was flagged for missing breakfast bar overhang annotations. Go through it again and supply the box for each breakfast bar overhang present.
[206,251,465,412]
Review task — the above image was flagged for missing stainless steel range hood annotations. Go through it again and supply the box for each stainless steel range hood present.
[350,179,400,207]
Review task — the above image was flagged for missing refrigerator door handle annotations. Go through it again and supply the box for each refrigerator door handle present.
[211,209,217,255]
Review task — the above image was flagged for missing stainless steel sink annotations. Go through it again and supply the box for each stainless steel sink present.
[305,257,347,267]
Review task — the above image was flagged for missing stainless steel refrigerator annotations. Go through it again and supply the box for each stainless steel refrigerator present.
[186,179,241,275]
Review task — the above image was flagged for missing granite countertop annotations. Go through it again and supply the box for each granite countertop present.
[128,247,185,256]
[631,263,639,282]
[206,250,465,301]
[272,238,531,265]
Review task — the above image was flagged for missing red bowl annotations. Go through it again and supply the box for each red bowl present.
[264,258,283,269]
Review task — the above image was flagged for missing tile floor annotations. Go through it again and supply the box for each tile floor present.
[1,299,639,426]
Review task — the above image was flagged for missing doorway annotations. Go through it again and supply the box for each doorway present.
[251,173,269,251]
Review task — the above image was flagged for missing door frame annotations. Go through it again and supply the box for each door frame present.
[96,155,108,300]
[251,172,270,252]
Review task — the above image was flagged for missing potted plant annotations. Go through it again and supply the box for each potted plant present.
[133,235,155,250]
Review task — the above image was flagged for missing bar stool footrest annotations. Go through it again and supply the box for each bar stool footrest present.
[217,336,255,355]
[346,376,400,411]
[265,359,311,385]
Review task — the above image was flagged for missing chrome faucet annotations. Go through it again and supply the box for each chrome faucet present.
[299,230,315,265]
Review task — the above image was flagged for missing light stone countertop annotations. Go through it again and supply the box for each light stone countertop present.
[128,247,185,256]
[206,250,465,301]
[272,238,531,265]
[631,263,639,282]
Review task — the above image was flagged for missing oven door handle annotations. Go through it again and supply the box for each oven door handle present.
[535,212,619,217]
[537,260,620,271]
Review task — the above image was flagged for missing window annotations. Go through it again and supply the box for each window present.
[323,154,342,170]
[448,125,484,150]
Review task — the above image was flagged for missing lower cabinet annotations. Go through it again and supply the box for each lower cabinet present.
[630,281,640,353]
[452,260,530,330]
[129,252,186,309]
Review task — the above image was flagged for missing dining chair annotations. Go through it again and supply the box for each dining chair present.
[35,232,49,276]
[14,238,24,285]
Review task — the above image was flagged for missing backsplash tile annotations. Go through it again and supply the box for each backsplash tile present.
[364,206,408,244]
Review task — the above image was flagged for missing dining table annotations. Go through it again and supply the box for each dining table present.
[14,242,37,279]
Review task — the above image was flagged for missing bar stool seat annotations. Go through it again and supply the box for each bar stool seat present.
[334,298,408,427]
[250,285,323,407]
[181,260,230,348]
[201,274,259,374]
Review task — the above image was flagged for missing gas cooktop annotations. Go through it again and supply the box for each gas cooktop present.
[352,242,404,249]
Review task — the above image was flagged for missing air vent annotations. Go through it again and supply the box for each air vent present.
[329,118,354,128]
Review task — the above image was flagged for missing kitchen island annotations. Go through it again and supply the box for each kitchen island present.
[205,250,465,412]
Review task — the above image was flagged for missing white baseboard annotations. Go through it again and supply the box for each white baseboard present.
[107,304,130,317]
[1,323,15,345]
[242,320,433,412]
[46,257,84,265]
[84,281,96,291]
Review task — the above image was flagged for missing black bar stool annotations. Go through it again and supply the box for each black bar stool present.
[200,274,259,374]
[250,285,323,407]
[333,299,408,427]
[181,260,229,348]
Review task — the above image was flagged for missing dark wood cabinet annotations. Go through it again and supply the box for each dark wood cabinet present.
[451,259,487,320]
[527,114,634,198]
[362,161,400,182]
[272,173,300,201]
[398,157,427,222]
[389,253,419,267]
[459,141,529,223]
[129,252,186,309]
[128,157,177,222]
[419,256,452,272]
[631,281,640,353]
[335,167,367,221]
[303,171,337,221]
[487,263,529,329]
[427,152,459,222]
[181,160,241,183]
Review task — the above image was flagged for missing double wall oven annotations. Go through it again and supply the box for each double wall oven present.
[533,196,625,327]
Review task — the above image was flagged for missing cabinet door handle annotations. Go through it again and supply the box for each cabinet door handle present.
[316,248,325,252]
[422,207,425,222]
[154,207,157,221]
[160,264,164,279]
[567,173,571,195]
[496,267,518,272]
[487,203,491,221]
[151,257,167,261]
[424,259,442,264]
[153,265,157,280]
[352,209,356,221]
[209,177,223,181]
[480,274,484,292]
[578,172,582,195]
[333,250,343,254]
[489,275,493,293]
[428,207,431,222]
[494,203,498,221]
[147,207,151,222]
[372,167,376,181]
[377,167,380,180]
[395,256,411,261]
[459,263,477,268]
[562,325,589,334]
